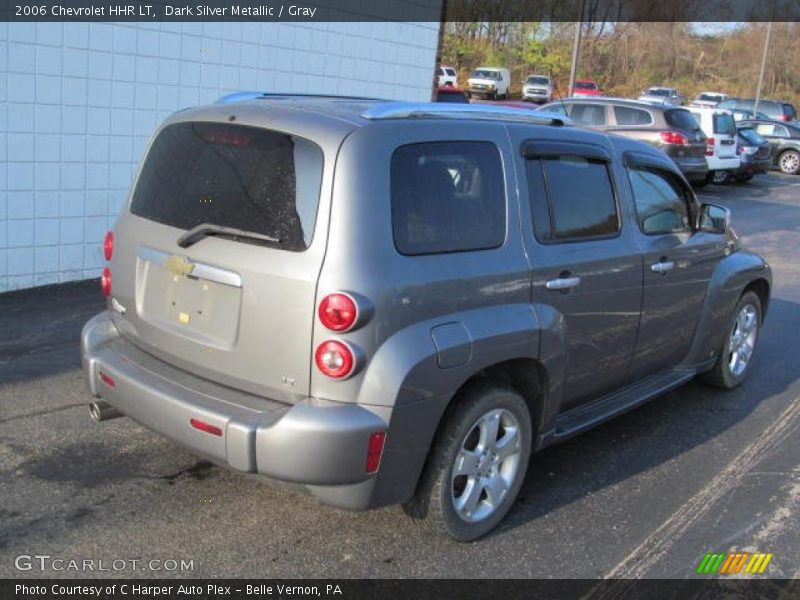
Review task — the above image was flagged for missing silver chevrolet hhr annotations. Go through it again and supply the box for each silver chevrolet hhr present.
[83,95,771,540]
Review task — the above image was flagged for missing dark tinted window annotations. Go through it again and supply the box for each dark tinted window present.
[130,122,323,251]
[614,106,653,125]
[713,113,737,135]
[391,142,505,255]
[664,109,700,131]
[436,90,469,103]
[627,167,691,235]
[574,81,597,90]
[539,157,619,240]
[570,104,607,126]
[527,76,550,85]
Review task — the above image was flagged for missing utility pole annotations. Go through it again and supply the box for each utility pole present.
[754,22,772,115]
[568,0,585,98]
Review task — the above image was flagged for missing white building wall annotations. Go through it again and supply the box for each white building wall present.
[0,20,440,291]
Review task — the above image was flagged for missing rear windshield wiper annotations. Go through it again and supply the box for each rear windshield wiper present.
[177,223,281,248]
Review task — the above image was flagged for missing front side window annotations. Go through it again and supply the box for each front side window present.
[627,167,692,235]
[713,113,737,135]
[391,142,505,255]
[526,156,619,241]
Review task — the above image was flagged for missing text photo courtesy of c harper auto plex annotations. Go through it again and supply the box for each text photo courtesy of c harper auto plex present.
[1,0,800,598]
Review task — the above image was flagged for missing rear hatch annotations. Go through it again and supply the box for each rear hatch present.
[664,108,707,158]
[110,120,328,403]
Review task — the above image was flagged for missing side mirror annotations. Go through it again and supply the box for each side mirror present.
[699,203,731,234]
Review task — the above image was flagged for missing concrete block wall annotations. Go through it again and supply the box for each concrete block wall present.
[0,20,440,291]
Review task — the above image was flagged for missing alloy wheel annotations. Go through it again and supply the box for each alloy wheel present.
[451,408,522,523]
[728,303,758,377]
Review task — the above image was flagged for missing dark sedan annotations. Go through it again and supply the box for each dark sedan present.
[715,126,773,183]
[536,97,708,184]
[739,119,800,175]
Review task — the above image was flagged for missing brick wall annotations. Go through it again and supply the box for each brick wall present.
[0,20,440,291]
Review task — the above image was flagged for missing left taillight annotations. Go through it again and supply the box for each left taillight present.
[101,267,112,297]
[104,231,114,261]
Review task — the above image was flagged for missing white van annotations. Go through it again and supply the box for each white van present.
[690,107,741,184]
[467,67,511,100]
[437,66,458,87]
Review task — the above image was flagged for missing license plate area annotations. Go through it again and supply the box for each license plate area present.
[136,249,242,349]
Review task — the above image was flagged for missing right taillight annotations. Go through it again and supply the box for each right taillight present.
[103,231,114,261]
[315,340,356,379]
[660,131,688,145]
[101,267,112,297]
[705,137,716,156]
[318,293,358,332]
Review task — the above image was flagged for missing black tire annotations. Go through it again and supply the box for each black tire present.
[712,170,732,185]
[701,291,762,389]
[777,149,800,175]
[490,90,497,101]
[403,382,532,541]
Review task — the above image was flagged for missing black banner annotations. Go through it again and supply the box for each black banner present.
[1,0,799,22]
[2,579,800,600]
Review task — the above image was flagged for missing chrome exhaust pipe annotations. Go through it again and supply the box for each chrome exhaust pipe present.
[89,400,123,422]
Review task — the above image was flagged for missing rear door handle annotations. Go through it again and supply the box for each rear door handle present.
[651,260,675,274]
[545,276,581,290]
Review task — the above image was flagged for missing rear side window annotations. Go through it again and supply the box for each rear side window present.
[665,109,700,131]
[391,142,505,255]
[614,106,653,125]
[526,156,619,241]
[627,167,692,235]
[130,122,323,252]
[570,104,607,126]
[713,113,736,135]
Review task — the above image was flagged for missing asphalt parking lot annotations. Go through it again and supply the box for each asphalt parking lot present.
[1,173,799,580]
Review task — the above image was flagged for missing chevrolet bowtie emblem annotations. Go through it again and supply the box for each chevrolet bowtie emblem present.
[164,254,195,277]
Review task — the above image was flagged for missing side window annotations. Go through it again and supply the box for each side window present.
[391,142,506,255]
[543,104,568,117]
[570,104,607,126]
[526,155,619,242]
[614,106,653,126]
[627,167,692,235]
[755,123,786,137]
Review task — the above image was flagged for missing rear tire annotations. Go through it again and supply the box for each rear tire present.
[778,149,800,175]
[403,382,532,541]
[701,291,762,389]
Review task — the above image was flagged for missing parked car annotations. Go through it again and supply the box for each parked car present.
[467,67,511,100]
[739,119,800,175]
[688,107,741,185]
[638,87,686,106]
[715,125,773,183]
[718,98,798,123]
[535,97,708,184]
[82,97,770,541]
[571,78,602,97]
[731,108,771,122]
[690,92,728,108]
[435,86,469,104]
[522,74,554,103]
[437,65,458,87]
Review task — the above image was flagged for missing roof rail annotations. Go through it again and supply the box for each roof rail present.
[360,102,570,126]
[215,91,386,104]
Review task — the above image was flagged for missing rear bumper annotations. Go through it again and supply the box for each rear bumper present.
[672,157,709,181]
[706,156,740,171]
[736,156,771,176]
[81,312,388,509]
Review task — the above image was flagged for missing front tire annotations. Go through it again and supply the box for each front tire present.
[778,149,800,175]
[701,291,762,389]
[712,170,731,184]
[403,382,532,541]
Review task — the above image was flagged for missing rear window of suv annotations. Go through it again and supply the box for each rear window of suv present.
[391,142,506,255]
[713,113,737,135]
[130,122,323,252]
[664,109,700,131]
